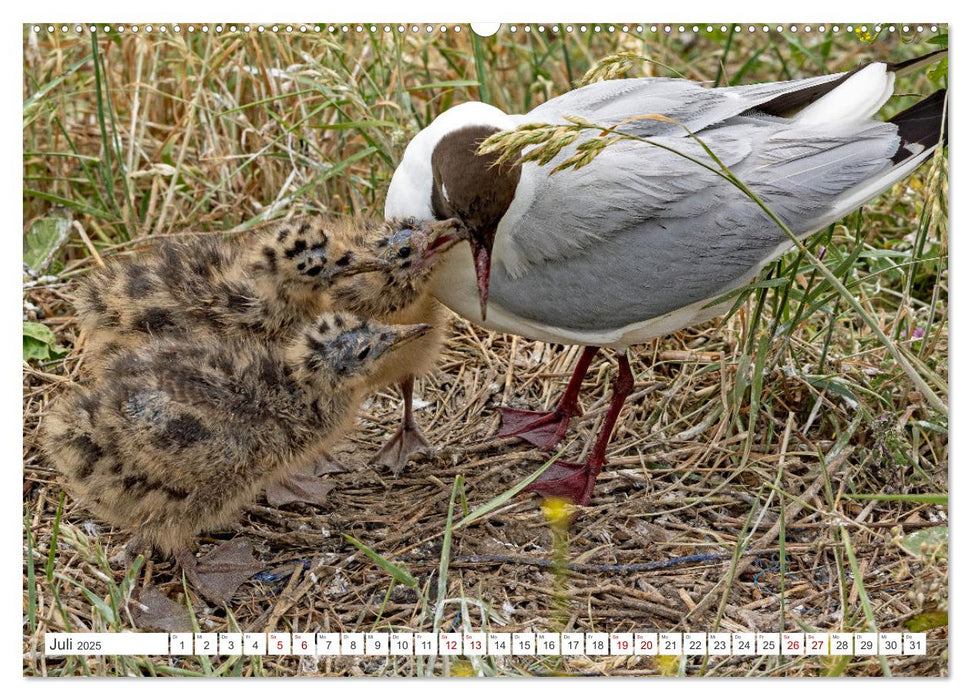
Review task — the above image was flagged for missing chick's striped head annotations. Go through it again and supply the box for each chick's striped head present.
[372,217,468,280]
[289,311,431,385]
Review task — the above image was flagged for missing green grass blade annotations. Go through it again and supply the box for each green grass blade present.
[406,79,482,91]
[24,504,38,635]
[713,25,737,88]
[24,188,114,220]
[23,54,91,112]
[454,447,569,529]
[438,475,462,613]
[472,32,491,105]
[344,534,417,588]
[840,526,892,676]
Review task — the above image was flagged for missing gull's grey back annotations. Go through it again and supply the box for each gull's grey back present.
[490,113,899,332]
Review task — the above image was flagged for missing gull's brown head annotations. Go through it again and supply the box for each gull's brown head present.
[430,125,521,320]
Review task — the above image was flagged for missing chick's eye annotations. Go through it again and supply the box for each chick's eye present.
[357,347,371,361]
[397,246,411,259]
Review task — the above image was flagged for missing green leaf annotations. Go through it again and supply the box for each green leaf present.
[903,609,947,632]
[24,216,72,273]
[23,321,68,362]
[899,526,948,558]
[807,376,859,406]
[24,321,57,345]
[23,54,91,111]
[55,573,118,625]
[24,337,52,361]
[928,57,948,84]
[23,188,113,220]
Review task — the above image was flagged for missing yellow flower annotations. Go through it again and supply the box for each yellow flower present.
[541,497,576,528]
[656,654,680,676]
[450,660,476,677]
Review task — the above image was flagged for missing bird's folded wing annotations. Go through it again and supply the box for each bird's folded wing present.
[491,119,898,332]
[520,74,847,136]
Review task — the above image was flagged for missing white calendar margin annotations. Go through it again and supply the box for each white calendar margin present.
[10,2,957,691]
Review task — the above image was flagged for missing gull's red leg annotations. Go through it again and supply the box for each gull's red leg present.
[498,346,599,449]
[526,350,635,505]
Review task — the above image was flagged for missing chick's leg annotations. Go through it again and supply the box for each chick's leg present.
[375,375,431,474]
[526,350,634,506]
[498,346,598,449]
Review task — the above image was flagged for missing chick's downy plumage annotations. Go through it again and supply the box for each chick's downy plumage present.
[74,215,464,472]
[44,312,430,600]
[74,217,390,368]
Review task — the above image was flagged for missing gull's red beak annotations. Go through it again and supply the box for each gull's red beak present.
[470,231,495,321]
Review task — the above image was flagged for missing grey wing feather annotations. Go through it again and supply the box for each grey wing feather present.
[520,74,847,135]
[497,124,756,273]
[492,118,899,332]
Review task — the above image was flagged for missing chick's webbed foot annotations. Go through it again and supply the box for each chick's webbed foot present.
[312,451,349,476]
[374,421,431,474]
[375,376,432,474]
[265,473,337,508]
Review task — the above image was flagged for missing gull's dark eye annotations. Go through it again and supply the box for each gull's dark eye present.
[357,347,371,361]
[397,246,411,259]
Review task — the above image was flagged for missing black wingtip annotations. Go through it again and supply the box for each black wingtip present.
[889,89,948,164]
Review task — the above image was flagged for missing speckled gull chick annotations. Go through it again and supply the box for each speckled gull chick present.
[385,51,948,505]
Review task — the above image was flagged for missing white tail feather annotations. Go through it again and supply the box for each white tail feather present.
[796,63,896,125]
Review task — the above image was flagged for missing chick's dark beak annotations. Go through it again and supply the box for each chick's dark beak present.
[470,229,495,321]
[338,256,393,277]
[391,323,433,348]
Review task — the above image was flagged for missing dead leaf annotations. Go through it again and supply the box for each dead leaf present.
[266,473,337,508]
[192,538,265,603]
[128,586,192,632]
[312,451,349,476]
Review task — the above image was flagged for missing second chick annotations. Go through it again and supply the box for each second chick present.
[43,311,431,602]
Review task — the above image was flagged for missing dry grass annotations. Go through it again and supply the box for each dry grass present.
[23,23,948,677]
